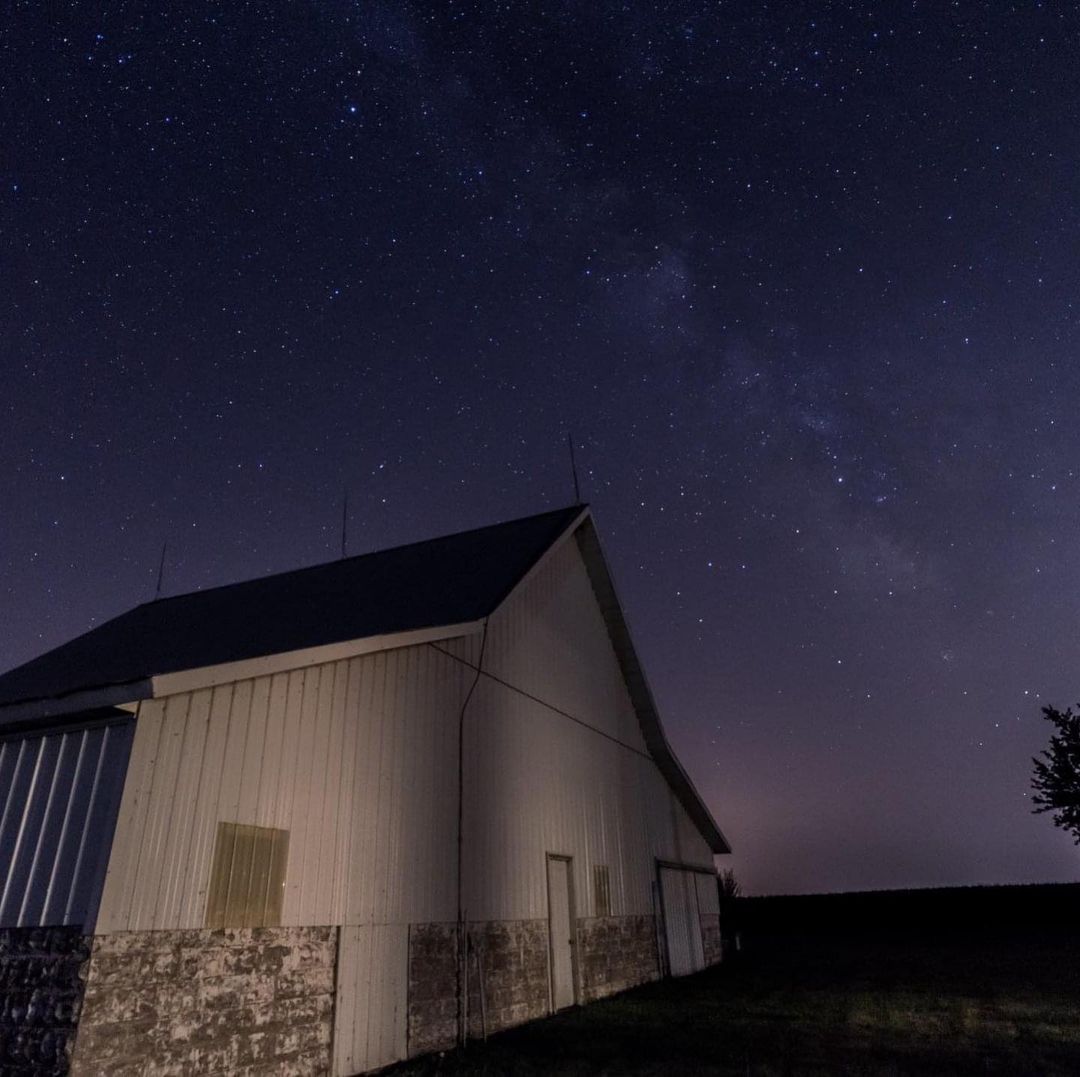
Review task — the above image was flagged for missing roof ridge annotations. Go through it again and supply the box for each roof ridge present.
[139,503,587,609]
[0,502,589,715]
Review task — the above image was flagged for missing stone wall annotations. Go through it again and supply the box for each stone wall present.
[577,915,660,1003]
[464,920,550,1040]
[701,913,722,966]
[70,926,336,1076]
[3,914,714,1076]
[406,923,459,1058]
[0,926,90,1077]
[407,919,552,1053]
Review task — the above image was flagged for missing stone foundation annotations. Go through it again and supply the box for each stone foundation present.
[31,913,683,1074]
[70,926,336,1076]
[407,919,553,1054]
[577,915,660,1002]
[406,923,459,1057]
[0,926,91,1076]
[465,920,550,1039]
[701,913,722,966]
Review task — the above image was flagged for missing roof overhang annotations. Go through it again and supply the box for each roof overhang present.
[0,620,483,732]
[569,515,732,855]
[149,619,483,697]
[0,682,152,730]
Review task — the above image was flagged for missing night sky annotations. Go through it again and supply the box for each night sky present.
[4,3,1079,895]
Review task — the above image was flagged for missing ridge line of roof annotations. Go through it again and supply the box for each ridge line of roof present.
[138,503,587,610]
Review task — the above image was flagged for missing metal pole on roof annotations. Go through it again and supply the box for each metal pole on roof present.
[567,433,582,504]
[341,490,349,559]
[154,541,168,600]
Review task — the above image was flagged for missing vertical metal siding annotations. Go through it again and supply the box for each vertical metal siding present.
[696,871,720,916]
[659,867,705,976]
[463,536,715,924]
[484,539,649,754]
[334,924,408,1075]
[95,643,470,933]
[0,719,133,928]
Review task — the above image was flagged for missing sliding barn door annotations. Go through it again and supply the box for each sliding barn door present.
[659,866,705,977]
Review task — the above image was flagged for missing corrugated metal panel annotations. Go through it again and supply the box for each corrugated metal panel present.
[96,643,470,933]
[696,871,720,916]
[462,536,715,923]
[659,867,705,977]
[463,675,710,922]
[0,718,133,928]
[333,924,408,1075]
[483,537,648,754]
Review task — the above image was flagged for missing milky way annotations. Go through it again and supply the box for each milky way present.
[3,3,1079,892]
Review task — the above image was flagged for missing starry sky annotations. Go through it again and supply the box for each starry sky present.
[3,3,1079,895]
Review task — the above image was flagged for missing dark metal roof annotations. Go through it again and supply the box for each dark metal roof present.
[0,506,584,709]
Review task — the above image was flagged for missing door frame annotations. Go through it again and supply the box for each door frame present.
[545,852,579,1011]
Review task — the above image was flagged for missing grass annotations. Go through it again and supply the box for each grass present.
[388,931,1080,1075]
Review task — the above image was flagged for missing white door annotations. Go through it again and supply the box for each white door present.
[547,855,576,1010]
[660,867,705,977]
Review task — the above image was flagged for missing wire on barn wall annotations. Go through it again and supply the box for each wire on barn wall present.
[455,618,489,1046]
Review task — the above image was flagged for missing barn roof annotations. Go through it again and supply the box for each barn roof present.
[0,504,729,853]
[0,506,582,711]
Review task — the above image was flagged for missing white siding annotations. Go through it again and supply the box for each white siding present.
[484,536,648,753]
[460,535,714,923]
[335,924,408,1074]
[96,644,470,933]
[696,871,720,916]
[0,718,133,928]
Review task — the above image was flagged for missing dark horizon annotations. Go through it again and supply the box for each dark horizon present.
[4,3,1080,894]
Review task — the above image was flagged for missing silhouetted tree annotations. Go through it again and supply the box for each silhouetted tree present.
[1031,704,1080,844]
[717,868,742,954]
[718,868,742,904]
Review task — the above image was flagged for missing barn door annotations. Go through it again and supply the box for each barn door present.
[659,866,705,977]
[546,854,577,1010]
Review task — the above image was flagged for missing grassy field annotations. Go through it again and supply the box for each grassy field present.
[391,888,1080,1075]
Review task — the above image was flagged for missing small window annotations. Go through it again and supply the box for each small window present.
[206,822,289,929]
[593,864,611,917]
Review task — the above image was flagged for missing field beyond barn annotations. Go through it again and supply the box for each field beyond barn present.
[391,883,1080,1076]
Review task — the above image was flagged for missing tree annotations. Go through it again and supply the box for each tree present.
[716,869,742,955]
[717,868,742,905]
[1031,704,1080,844]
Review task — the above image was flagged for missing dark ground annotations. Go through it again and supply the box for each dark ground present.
[390,884,1080,1076]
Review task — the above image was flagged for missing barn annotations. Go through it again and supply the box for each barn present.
[0,505,730,1076]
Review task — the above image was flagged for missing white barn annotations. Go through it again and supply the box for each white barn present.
[0,506,729,1076]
